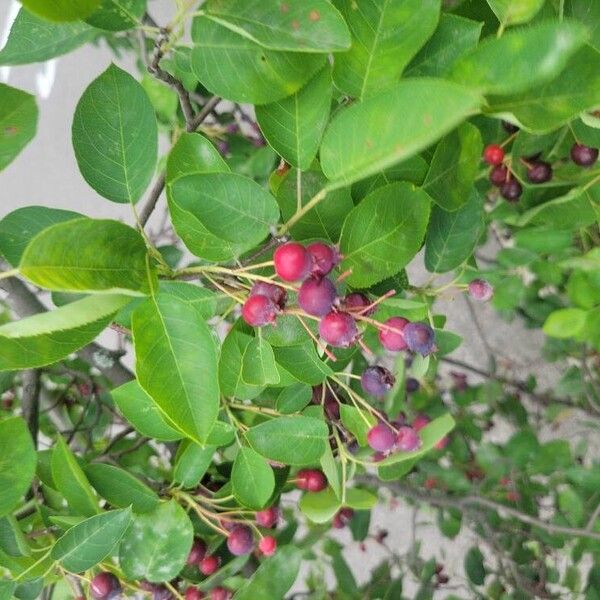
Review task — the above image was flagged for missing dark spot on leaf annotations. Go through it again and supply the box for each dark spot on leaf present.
[423,114,432,126]
[280,2,289,13]
[291,19,300,30]
[260,55,267,62]
[4,126,18,136]
[309,9,320,22]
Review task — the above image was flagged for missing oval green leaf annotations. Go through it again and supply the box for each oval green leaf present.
[20,0,101,22]
[0,83,37,171]
[173,442,215,488]
[166,132,229,184]
[241,337,280,386]
[232,447,276,510]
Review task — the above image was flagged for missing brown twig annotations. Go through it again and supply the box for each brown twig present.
[21,369,41,447]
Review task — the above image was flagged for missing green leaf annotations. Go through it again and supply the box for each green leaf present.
[72,64,157,203]
[465,546,486,585]
[132,292,220,444]
[405,14,482,77]
[19,0,101,22]
[423,122,482,211]
[273,342,333,385]
[543,308,588,339]
[0,8,95,65]
[0,582,16,600]
[276,383,312,414]
[119,501,193,582]
[320,444,341,499]
[112,380,182,441]
[233,546,302,600]
[299,487,339,523]
[173,442,215,488]
[558,485,585,526]
[256,66,332,170]
[52,508,132,572]
[339,405,376,447]
[339,182,431,288]
[159,282,218,321]
[0,83,37,171]
[85,463,159,514]
[51,437,99,517]
[0,206,81,266]
[486,0,545,25]
[0,294,129,370]
[232,447,275,510]
[567,0,600,52]
[0,515,30,557]
[450,20,588,95]
[191,16,325,104]
[202,0,350,53]
[166,132,229,184]
[320,79,481,185]
[85,0,146,31]
[425,189,484,273]
[241,337,280,386]
[245,416,328,466]
[20,218,154,295]
[333,0,440,98]
[0,417,36,518]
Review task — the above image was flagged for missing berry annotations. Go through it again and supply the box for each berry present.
[298,276,337,316]
[90,573,120,600]
[332,508,354,529]
[258,535,277,556]
[412,414,430,431]
[500,178,522,201]
[527,161,552,183]
[403,322,436,356]
[395,426,421,452]
[307,242,339,276]
[256,506,279,529]
[343,292,375,316]
[483,144,504,166]
[250,282,287,309]
[379,317,409,351]
[489,165,509,187]
[425,477,437,490]
[361,366,395,397]
[152,587,173,600]
[367,423,396,452]
[319,312,358,347]
[273,242,312,281]
[296,469,327,492]
[187,539,207,565]
[227,525,254,556]
[506,490,520,502]
[468,279,494,302]
[185,588,205,600]
[324,397,340,420]
[210,589,232,600]
[199,555,220,576]
[242,295,277,327]
[435,435,449,450]
[502,120,519,134]
[571,143,599,167]
[405,378,419,393]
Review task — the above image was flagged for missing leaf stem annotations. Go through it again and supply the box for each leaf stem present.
[278,187,328,236]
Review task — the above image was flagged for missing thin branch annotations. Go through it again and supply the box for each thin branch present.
[21,369,40,448]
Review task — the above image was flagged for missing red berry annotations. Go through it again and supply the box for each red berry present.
[298,276,337,316]
[506,490,520,502]
[185,588,205,600]
[90,573,120,600]
[332,508,354,529]
[210,589,232,600]
[500,179,522,201]
[258,535,277,556]
[361,366,395,397]
[367,423,396,452]
[425,477,437,490]
[489,165,508,187]
[199,555,220,576]
[404,322,436,356]
[226,525,254,556]
[307,242,339,276]
[435,435,449,450]
[250,281,287,309]
[343,292,375,316]
[187,539,207,565]
[571,143,598,167]
[296,469,327,492]
[255,506,279,529]
[412,414,430,432]
[319,312,358,347]
[242,294,278,327]
[468,279,494,301]
[379,317,409,351]
[395,426,421,452]
[483,144,505,166]
[273,242,312,281]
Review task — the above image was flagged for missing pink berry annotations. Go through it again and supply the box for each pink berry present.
[367,423,396,452]
[258,535,277,556]
[250,281,287,309]
[395,426,421,452]
[256,506,279,529]
[483,144,504,166]
[435,435,449,450]
[403,322,435,356]
[296,469,327,492]
[199,555,220,575]
[298,277,337,316]
[307,242,339,276]
[210,589,232,600]
[468,279,494,301]
[185,588,205,600]
[319,312,358,347]
[187,539,207,565]
[226,525,254,556]
[379,317,409,351]
[332,508,354,529]
[361,366,395,397]
[90,573,120,600]
[343,292,375,316]
[273,242,312,281]
[412,414,430,432]
[242,294,277,327]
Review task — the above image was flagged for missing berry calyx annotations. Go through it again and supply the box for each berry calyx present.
[187,539,207,565]
[255,506,279,529]
[226,525,254,556]
[242,295,278,327]
[296,469,327,492]
[258,535,277,556]
[343,292,375,316]
[307,242,339,276]
[332,508,354,529]
[468,279,494,302]
[319,312,358,347]
[526,161,552,183]
[571,143,599,167]
[250,281,287,309]
[298,276,337,317]
[273,242,312,281]
[483,144,505,166]
[90,573,120,600]
[489,165,509,187]
[367,423,396,452]
[500,178,522,202]
[361,366,395,397]
[185,588,205,600]
[379,316,409,351]
[403,322,435,356]
[199,555,220,576]
[210,589,232,600]
[395,426,421,452]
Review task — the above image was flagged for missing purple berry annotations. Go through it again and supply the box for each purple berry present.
[379,317,409,351]
[405,378,419,393]
[527,161,552,184]
[367,423,396,452]
[242,294,278,327]
[468,279,494,302]
[250,281,287,309]
[403,322,436,356]
[500,179,522,202]
[571,143,598,167]
[395,426,421,452]
[343,292,375,316]
[274,242,312,282]
[90,573,120,600]
[307,242,339,276]
[489,165,508,187]
[226,525,254,556]
[298,276,337,316]
[187,539,207,565]
[361,366,395,398]
[319,312,358,347]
